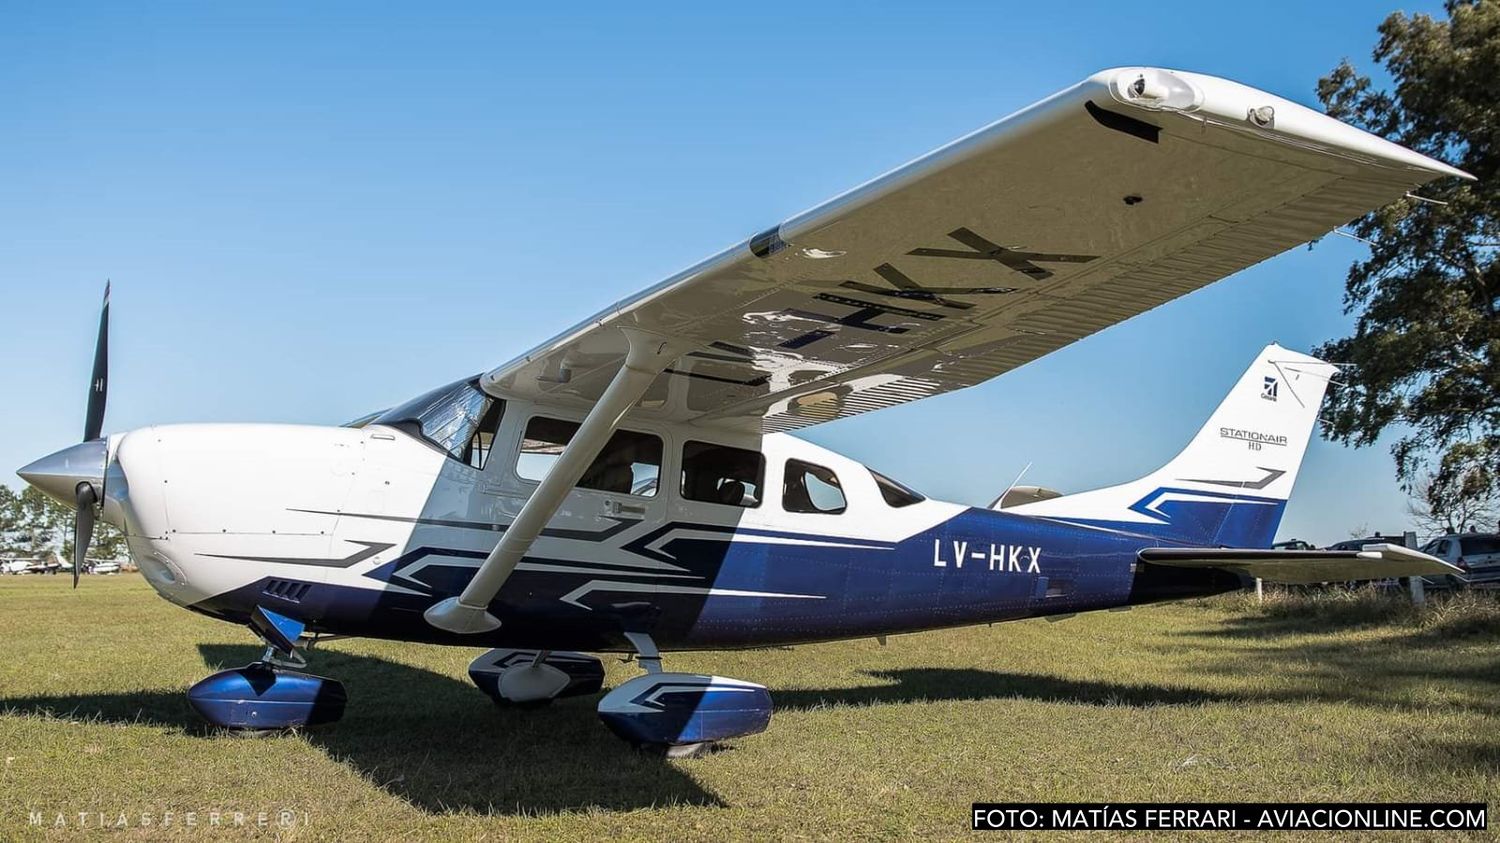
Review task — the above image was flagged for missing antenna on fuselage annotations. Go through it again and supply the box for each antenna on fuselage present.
[990,462,1033,510]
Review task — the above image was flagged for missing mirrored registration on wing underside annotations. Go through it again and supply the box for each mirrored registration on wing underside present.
[481,67,1466,433]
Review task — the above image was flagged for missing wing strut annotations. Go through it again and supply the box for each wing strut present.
[424,328,689,634]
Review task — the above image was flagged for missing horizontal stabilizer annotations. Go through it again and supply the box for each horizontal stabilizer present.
[1138,544,1459,584]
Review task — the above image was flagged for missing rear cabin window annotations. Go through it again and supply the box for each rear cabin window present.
[516,417,662,496]
[870,469,925,508]
[681,441,764,508]
[783,459,847,514]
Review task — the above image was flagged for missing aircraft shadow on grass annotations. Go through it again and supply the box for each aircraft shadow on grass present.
[8,626,1500,813]
[772,667,1236,710]
[1180,626,1500,774]
[1168,600,1500,718]
[0,644,1250,816]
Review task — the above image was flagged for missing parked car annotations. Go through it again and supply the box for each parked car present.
[1318,535,1412,589]
[1420,533,1500,589]
[1324,534,1404,552]
[1273,539,1317,551]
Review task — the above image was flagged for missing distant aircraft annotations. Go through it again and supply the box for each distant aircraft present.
[20,68,1466,755]
[2,557,63,575]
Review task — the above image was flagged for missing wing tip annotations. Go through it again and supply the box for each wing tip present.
[1088,66,1475,184]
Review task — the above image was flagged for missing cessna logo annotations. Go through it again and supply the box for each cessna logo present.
[1220,427,1287,450]
[932,539,1041,573]
[771,226,1097,350]
[1262,376,1279,401]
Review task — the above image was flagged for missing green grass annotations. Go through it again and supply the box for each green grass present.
[1,576,1497,841]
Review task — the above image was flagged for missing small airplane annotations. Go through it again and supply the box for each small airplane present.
[1,558,61,575]
[19,67,1467,755]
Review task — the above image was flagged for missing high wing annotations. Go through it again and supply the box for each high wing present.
[482,67,1469,433]
[1138,544,1460,585]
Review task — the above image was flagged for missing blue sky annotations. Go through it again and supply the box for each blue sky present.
[0,2,1451,544]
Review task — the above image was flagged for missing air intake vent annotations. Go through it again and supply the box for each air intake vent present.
[261,579,312,603]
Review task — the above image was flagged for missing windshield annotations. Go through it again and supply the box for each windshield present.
[373,377,505,467]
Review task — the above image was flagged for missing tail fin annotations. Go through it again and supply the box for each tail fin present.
[1007,343,1338,547]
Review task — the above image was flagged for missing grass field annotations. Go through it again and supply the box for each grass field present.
[2,576,1498,841]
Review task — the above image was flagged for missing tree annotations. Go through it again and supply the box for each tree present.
[87,513,128,563]
[16,486,63,556]
[1314,0,1499,527]
[0,483,127,564]
[0,484,26,554]
[1406,472,1498,536]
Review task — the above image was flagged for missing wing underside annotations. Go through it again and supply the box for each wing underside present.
[483,67,1467,432]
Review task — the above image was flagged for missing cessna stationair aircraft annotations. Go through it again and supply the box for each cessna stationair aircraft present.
[20,67,1468,755]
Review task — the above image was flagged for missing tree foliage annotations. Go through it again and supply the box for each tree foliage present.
[1315,0,1500,523]
[0,483,126,563]
[1407,472,1498,535]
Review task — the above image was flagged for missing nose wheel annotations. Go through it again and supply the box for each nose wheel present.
[186,606,348,732]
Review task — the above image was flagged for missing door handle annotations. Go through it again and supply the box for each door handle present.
[604,500,647,518]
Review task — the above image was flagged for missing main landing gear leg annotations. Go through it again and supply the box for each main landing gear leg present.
[596,632,774,759]
[186,606,348,732]
[625,631,663,674]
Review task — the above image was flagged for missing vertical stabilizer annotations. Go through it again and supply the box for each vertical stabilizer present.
[1007,344,1338,547]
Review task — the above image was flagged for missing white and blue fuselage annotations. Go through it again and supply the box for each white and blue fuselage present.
[102,347,1309,653]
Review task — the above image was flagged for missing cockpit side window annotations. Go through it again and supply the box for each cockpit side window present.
[784,459,847,514]
[515,416,663,496]
[461,399,506,470]
[373,378,506,469]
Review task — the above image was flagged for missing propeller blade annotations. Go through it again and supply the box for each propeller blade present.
[83,282,110,442]
[73,483,98,589]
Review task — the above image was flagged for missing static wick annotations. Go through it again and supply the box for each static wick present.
[1405,192,1450,206]
[1332,229,1378,246]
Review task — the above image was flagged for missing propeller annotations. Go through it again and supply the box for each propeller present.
[85,282,109,442]
[73,483,98,588]
[16,283,113,586]
[73,282,110,587]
